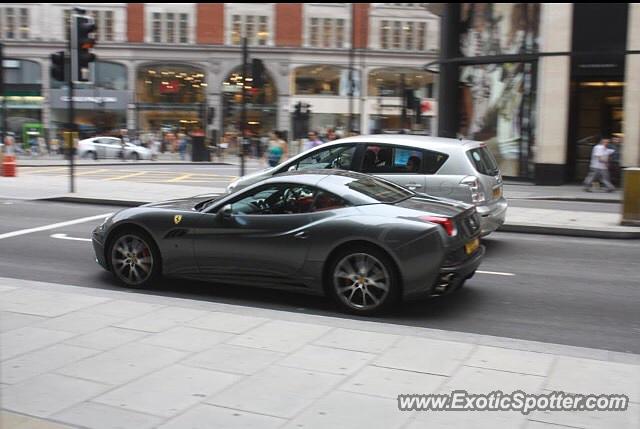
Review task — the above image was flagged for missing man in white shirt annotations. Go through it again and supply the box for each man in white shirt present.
[583,137,616,192]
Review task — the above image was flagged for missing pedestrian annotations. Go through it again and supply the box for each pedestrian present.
[307,131,324,150]
[326,128,338,141]
[178,133,188,160]
[3,132,15,155]
[583,136,616,192]
[264,131,288,167]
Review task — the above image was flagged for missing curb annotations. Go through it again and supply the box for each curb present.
[508,196,621,204]
[498,224,640,239]
[18,161,235,167]
[40,196,148,207]
[40,196,640,240]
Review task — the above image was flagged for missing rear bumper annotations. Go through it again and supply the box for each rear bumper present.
[476,198,507,236]
[435,245,485,294]
[403,244,485,301]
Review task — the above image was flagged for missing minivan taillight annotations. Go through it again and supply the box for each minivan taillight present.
[460,175,486,203]
[420,215,458,237]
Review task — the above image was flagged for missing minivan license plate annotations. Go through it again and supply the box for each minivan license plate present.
[465,238,479,255]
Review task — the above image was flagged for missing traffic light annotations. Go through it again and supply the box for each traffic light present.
[71,14,97,82]
[294,102,302,118]
[251,58,265,88]
[50,51,66,82]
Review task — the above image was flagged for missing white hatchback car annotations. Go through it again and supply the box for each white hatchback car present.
[227,135,507,236]
[78,137,152,161]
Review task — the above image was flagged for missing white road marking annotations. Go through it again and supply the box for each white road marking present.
[0,213,113,240]
[476,270,515,276]
[50,233,92,242]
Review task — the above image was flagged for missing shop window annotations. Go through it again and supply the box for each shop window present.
[4,59,41,84]
[138,65,205,104]
[368,67,434,98]
[294,65,361,96]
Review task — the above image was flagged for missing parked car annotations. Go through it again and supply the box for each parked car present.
[77,136,152,161]
[93,170,484,315]
[226,135,507,236]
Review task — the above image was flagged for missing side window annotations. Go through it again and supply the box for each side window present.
[423,150,449,174]
[361,145,448,175]
[229,184,348,215]
[294,145,356,171]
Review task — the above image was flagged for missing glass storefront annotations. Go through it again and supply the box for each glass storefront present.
[137,64,207,135]
[222,64,277,137]
[1,59,43,141]
[368,67,436,135]
[294,65,361,97]
[50,61,128,139]
[457,3,540,178]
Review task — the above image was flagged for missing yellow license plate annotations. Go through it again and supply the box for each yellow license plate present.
[493,187,502,199]
[465,238,479,255]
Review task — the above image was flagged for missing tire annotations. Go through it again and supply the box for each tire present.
[131,152,140,161]
[108,228,161,288]
[326,245,400,315]
[91,151,98,160]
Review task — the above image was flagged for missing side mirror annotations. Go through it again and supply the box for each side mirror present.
[216,204,233,223]
[288,164,297,172]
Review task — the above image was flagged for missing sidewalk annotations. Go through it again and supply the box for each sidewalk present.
[0,171,638,239]
[1,277,639,429]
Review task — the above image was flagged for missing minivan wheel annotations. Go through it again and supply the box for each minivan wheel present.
[327,246,399,315]
[108,230,160,288]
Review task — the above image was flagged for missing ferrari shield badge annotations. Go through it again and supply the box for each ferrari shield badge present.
[174,215,182,225]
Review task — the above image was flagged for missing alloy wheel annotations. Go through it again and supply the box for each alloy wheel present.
[333,252,390,311]
[111,234,154,286]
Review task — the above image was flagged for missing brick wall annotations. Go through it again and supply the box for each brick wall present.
[127,3,144,43]
[353,3,370,49]
[275,3,302,47]
[197,3,225,44]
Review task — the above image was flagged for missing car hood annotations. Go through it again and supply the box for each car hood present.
[142,194,222,211]
[395,194,473,218]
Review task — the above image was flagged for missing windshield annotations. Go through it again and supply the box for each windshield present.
[344,175,413,203]
[467,146,499,176]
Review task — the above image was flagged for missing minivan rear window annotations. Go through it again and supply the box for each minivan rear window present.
[467,146,499,176]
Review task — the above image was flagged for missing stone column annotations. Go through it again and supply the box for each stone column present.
[534,3,573,185]
[622,3,640,167]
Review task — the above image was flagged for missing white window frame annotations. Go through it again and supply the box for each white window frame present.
[225,4,274,47]
[146,6,194,44]
[378,19,428,52]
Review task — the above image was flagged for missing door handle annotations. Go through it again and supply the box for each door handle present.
[294,231,308,239]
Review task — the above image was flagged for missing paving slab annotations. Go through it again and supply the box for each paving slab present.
[52,402,163,429]
[158,404,286,429]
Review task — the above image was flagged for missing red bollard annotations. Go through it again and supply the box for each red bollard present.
[2,155,16,177]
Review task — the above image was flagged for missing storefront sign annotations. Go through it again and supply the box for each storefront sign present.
[50,89,131,110]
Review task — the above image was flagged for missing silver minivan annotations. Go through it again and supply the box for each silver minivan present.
[226,135,507,236]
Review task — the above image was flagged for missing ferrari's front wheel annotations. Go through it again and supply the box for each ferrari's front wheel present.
[328,246,399,315]
[108,230,160,288]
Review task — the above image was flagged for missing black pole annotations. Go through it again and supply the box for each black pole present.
[0,43,6,148]
[437,4,460,138]
[401,73,407,131]
[348,3,355,134]
[240,37,247,177]
[67,34,75,193]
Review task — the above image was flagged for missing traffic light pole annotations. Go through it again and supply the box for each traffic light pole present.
[0,43,6,149]
[67,37,75,193]
[240,37,247,177]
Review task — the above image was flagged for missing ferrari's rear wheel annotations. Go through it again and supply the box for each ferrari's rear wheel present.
[109,230,159,288]
[328,246,399,315]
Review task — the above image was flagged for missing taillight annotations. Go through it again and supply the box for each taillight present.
[460,176,486,203]
[420,215,458,237]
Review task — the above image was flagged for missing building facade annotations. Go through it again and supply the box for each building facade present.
[1,3,440,145]
[436,3,640,182]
